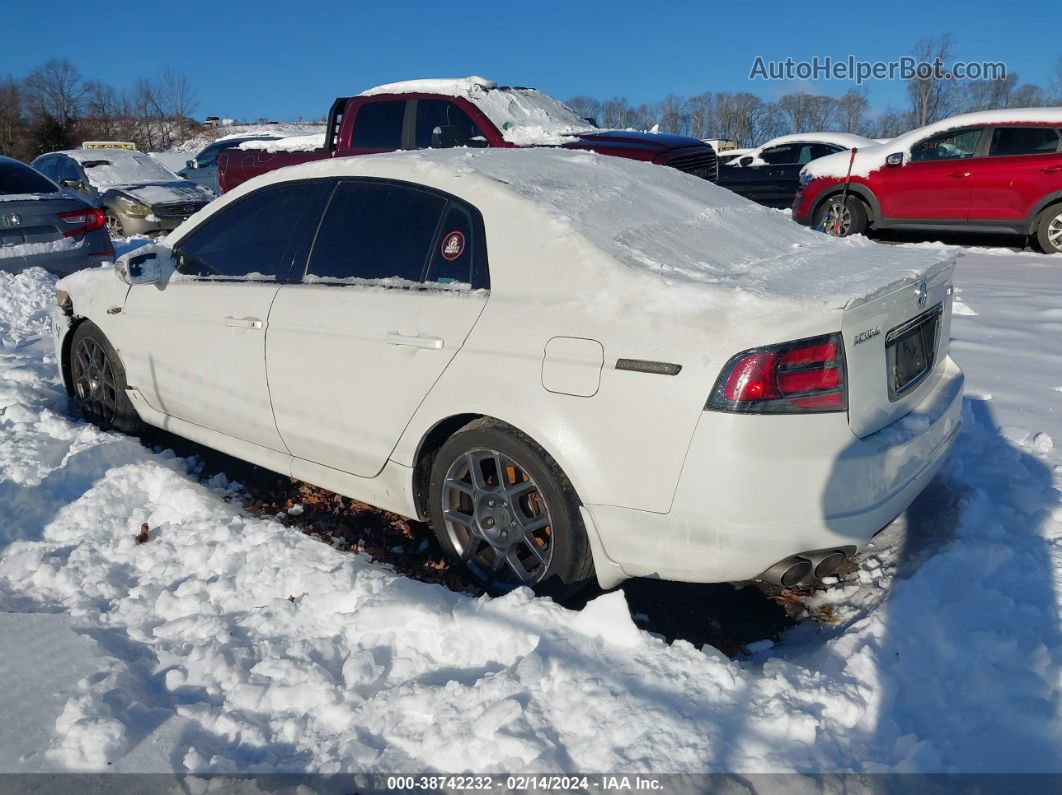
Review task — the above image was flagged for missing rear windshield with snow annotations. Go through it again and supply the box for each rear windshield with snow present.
[0,162,58,195]
[77,153,178,188]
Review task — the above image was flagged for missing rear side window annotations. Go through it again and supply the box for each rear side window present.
[0,161,58,195]
[306,181,446,283]
[808,143,841,161]
[989,127,1061,157]
[176,181,325,281]
[415,100,485,148]
[350,101,406,149]
[759,145,798,165]
[426,204,475,285]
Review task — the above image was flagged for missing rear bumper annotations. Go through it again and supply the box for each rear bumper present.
[587,356,964,585]
[0,230,111,276]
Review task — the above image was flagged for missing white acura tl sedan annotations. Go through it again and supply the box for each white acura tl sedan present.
[53,148,964,597]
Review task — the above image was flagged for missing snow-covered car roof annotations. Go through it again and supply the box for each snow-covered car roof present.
[195,147,953,314]
[58,149,181,188]
[804,108,1062,180]
[732,133,876,167]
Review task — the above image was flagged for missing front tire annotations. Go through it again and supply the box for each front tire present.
[69,321,143,433]
[105,210,125,237]
[427,420,594,599]
[815,194,868,238]
[1032,205,1062,254]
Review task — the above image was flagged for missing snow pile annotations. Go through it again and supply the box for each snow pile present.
[360,76,497,97]
[118,182,213,207]
[470,88,594,145]
[238,134,325,153]
[730,133,876,168]
[804,108,1062,179]
[168,123,326,155]
[0,236,81,262]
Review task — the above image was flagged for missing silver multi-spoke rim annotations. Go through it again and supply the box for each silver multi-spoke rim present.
[1047,213,1062,251]
[106,213,123,236]
[441,447,554,589]
[72,337,118,425]
[824,200,852,237]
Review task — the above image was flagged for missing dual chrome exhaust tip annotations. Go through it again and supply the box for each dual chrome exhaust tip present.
[758,546,857,588]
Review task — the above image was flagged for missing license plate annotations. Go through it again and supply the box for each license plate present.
[885,305,942,400]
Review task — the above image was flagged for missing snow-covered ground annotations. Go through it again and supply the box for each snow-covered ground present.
[0,245,1058,774]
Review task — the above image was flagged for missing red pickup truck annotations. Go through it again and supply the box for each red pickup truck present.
[217,77,718,193]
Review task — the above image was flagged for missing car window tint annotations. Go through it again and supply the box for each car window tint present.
[0,161,58,195]
[910,128,983,162]
[175,182,321,281]
[760,145,797,165]
[34,158,57,180]
[56,158,82,183]
[415,100,485,148]
[350,101,406,149]
[808,144,841,160]
[989,127,1061,157]
[306,181,446,284]
[425,203,475,285]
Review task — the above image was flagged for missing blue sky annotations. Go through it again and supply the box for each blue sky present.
[5,1,1059,122]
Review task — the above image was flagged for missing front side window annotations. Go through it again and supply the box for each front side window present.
[175,182,324,281]
[350,101,407,150]
[807,143,842,161]
[306,181,446,283]
[910,128,984,162]
[988,127,1061,157]
[56,158,83,184]
[415,100,485,148]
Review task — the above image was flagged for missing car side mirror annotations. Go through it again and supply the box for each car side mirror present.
[115,244,171,286]
[885,152,904,167]
[431,125,469,149]
[186,159,196,169]
[60,179,83,189]
[739,156,754,167]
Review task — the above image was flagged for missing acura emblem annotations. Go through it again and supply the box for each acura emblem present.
[1,213,20,228]
[917,282,928,308]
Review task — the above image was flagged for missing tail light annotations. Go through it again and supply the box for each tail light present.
[58,208,105,238]
[707,333,847,414]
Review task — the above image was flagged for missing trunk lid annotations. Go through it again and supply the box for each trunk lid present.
[0,196,91,248]
[841,260,955,437]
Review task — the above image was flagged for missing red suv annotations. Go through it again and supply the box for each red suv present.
[793,111,1062,254]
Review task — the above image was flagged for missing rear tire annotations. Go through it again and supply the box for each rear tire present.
[1032,205,1062,254]
[815,194,868,238]
[427,419,594,600]
[69,321,143,434]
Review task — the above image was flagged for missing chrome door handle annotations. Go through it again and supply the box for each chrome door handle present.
[224,316,263,329]
[384,332,444,350]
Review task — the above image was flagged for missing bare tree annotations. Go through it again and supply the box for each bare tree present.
[601,97,629,129]
[1052,56,1062,104]
[657,94,687,135]
[960,74,1017,112]
[836,89,870,135]
[1009,83,1047,108]
[684,93,715,139]
[907,34,956,127]
[0,76,24,157]
[567,95,603,125]
[778,92,839,133]
[158,67,198,142]
[23,58,86,128]
[871,107,915,139]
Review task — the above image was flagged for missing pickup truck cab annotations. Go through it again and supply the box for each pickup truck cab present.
[217,77,718,192]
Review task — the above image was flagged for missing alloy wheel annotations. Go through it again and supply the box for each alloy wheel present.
[441,448,554,589]
[824,200,852,237]
[1047,212,1062,252]
[106,212,124,237]
[72,336,118,425]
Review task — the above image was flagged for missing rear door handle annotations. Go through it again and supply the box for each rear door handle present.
[1039,166,1062,174]
[946,171,972,178]
[224,315,263,330]
[384,331,444,350]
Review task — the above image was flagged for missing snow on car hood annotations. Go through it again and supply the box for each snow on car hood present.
[804,107,1062,180]
[109,181,213,207]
